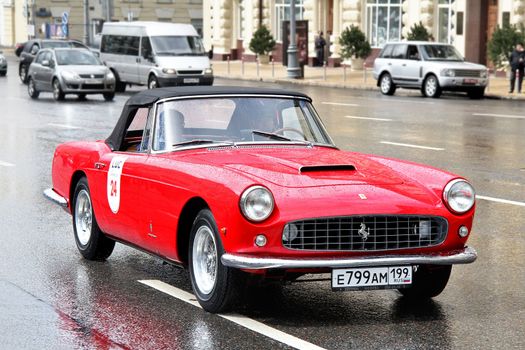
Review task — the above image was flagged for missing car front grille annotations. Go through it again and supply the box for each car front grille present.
[177,70,203,75]
[282,216,448,251]
[79,74,104,79]
[454,70,482,77]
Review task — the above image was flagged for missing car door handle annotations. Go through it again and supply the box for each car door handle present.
[94,162,106,169]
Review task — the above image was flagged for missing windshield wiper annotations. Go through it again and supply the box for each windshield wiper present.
[251,130,312,146]
[172,139,234,148]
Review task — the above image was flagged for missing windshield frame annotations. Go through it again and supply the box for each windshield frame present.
[150,35,206,56]
[147,95,337,154]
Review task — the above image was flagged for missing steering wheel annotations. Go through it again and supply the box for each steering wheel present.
[273,127,307,140]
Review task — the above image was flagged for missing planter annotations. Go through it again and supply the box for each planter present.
[258,54,270,64]
[351,57,364,71]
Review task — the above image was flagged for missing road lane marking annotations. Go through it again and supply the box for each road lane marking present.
[321,102,360,107]
[477,195,525,207]
[472,113,525,120]
[380,141,444,151]
[48,123,82,129]
[0,160,15,167]
[345,115,392,121]
[139,280,326,350]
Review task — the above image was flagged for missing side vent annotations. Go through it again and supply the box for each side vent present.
[300,165,356,173]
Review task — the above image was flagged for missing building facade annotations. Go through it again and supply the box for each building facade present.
[203,0,525,66]
[1,0,203,47]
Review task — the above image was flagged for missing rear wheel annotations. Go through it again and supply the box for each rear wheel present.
[467,87,485,99]
[53,78,65,101]
[27,77,39,99]
[423,74,442,98]
[379,73,396,95]
[72,177,115,261]
[188,209,246,313]
[148,75,159,89]
[398,265,451,299]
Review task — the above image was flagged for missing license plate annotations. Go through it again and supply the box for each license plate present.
[332,266,412,291]
[183,78,199,84]
[85,79,102,84]
[463,78,478,84]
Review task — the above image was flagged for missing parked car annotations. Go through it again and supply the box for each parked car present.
[19,39,90,83]
[44,86,477,313]
[100,21,213,91]
[27,48,115,101]
[0,51,7,76]
[373,41,488,99]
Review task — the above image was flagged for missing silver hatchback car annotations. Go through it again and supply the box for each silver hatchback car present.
[373,42,488,99]
[27,48,116,101]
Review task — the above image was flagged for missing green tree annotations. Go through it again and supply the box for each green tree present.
[406,22,433,41]
[338,25,372,59]
[249,25,276,56]
[487,23,525,68]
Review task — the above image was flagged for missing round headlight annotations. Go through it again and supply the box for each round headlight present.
[443,179,475,214]
[240,186,274,222]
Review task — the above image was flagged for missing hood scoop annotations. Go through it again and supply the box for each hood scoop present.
[300,164,356,173]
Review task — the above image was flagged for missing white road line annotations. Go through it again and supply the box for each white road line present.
[472,113,525,120]
[321,102,360,107]
[345,115,392,122]
[48,123,82,129]
[0,160,15,167]
[477,195,525,207]
[380,141,444,151]
[139,280,326,350]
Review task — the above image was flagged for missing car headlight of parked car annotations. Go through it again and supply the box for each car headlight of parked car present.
[106,70,115,80]
[162,68,176,74]
[61,70,81,81]
[240,186,274,222]
[443,179,475,214]
[205,68,213,74]
[440,69,455,77]
[0,57,6,64]
[480,70,488,78]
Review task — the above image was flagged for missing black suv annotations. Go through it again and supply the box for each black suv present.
[19,39,89,83]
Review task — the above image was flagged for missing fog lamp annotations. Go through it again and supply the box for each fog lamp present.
[458,226,469,238]
[255,234,267,247]
[282,223,299,242]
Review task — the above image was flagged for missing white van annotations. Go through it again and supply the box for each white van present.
[100,21,213,91]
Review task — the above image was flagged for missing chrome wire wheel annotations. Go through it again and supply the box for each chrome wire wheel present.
[380,74,391,94]
[425,76,438,96]
[74,189,93,246]
[192,225,218,295]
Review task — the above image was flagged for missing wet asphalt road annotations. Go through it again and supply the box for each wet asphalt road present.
[0,54,524,350]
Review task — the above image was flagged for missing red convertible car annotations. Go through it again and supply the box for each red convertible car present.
[44,86,477,313]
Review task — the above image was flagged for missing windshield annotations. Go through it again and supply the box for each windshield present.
[151,36,206,56]
[421,45,464,61]
[55,50,100,65]
[151,97,333,151]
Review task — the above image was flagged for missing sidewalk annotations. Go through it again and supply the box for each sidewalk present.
[212,60,525,100]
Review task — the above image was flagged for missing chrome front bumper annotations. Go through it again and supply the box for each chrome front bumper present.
[221,246,477,270]
[43,188,68,208]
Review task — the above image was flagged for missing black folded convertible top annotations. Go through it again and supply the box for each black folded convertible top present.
[106,86,312,151]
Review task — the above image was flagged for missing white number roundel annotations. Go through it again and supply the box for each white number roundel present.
[107,156,127,214]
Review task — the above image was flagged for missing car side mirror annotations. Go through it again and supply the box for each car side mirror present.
[42,60,50,67]
[208,50,213,59]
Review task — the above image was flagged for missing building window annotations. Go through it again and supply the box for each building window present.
[275,0,305,42]
[456,11,463,35]
[366,0,402,48]
[437,0,455,44]
[502,12,510,26]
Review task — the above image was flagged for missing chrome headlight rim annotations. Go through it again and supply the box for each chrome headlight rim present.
[239,185,275,222]
[440,68,455,77]
[443,179,475,214]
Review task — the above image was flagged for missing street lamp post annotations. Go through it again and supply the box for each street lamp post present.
[287,0,301,78]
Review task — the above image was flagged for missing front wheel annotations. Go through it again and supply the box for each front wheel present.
[19,64,28,83]
[28,77,39,99]
[148,75,159,89]
[398,265,451,299]
[423,75,442,98]
[72,177,115,261]
[379,73,396,95]
[53,78,65,101]
[103,92,115,101]
[189,209,246,313]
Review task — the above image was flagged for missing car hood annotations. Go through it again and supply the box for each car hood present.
[154,55,210,70]
[425,61,487,70]
[182,146,406,188]
[56,65,108,74]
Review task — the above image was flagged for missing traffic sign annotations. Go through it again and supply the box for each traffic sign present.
[62,12,69,25]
